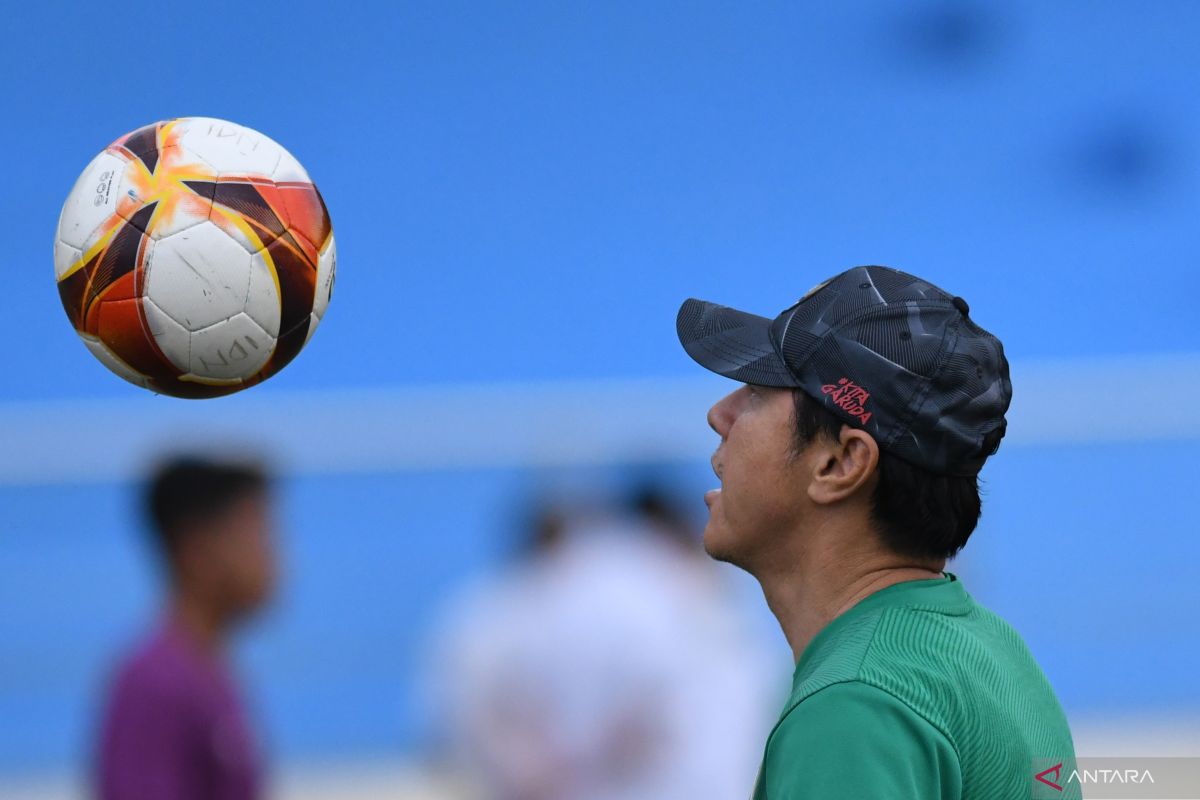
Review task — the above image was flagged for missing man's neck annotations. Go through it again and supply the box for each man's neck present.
[168,591,228,656]
[758,529,945,663]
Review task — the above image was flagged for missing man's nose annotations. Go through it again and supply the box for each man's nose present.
[707,390,737,439]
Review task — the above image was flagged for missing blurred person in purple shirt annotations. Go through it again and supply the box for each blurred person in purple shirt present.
[95,457,275,800]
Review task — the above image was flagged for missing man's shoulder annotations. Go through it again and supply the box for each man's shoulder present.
[851,601,1076,796]
[764,597,1075,799]
[857,598,1058,717]
[787,592,1051,740]
[778,602,950,738]
[106,628,209,711]
[788,602,889,702]
[761,680,962,799]
[777,679,952,745]
[797,590,1040,693]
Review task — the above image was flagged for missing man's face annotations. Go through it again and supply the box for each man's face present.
[704,385,808,570]
[183,490,278,621]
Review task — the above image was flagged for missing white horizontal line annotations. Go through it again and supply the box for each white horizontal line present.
[1,353,1196,486]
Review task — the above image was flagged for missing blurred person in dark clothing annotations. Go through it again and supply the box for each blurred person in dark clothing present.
[95,457,274,800]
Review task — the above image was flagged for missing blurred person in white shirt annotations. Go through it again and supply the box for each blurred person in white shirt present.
[425,486,781,800]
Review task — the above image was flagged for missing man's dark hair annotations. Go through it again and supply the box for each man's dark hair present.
[144,457,268,555]
[792,391,981,561]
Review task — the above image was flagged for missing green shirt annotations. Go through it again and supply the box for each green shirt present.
[753,574,1078,799]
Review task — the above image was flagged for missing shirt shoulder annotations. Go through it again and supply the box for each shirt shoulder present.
[108,632,205,709]
[761,680,962,800]
[857,602,1079,798]
[98,632,261,800]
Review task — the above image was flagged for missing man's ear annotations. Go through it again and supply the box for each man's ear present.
[806,427,880,505]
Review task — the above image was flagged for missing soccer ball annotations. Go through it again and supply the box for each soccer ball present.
[54,117,335,398]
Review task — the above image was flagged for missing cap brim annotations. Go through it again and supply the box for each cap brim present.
[676,298,799,387]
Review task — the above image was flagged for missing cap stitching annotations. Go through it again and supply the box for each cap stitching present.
[884,312,961,461]
[691,338,794,382]
[698,334,779,363]
[771,306,800,377]
[785,297,960,369]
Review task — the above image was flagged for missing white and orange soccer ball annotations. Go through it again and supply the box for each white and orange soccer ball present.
[55,117,335,398]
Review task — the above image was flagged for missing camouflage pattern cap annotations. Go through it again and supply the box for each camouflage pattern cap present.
[676,265,1012,476]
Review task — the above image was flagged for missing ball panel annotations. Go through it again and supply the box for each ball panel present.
[57,249,98,330]
[161,379,245,398]
[145,223,253,331]
[56,150,131,251]
[313,235,336,321]
[138,201,211,242]
[273,148,312,184]
[304,311,322,345]
[173,117,282,178]
[57,205,153,332]
[111,128,218,242]
[188,312,274,381]
[83,269,139,335]
[279,182,333,258]
[142,297,191,372]
[80,334,150,388]
[266,315,312,379]
[209,178,291,253]
[109,121,165,175]
[91,297,179,385]
[263,234,317,352]
[54,240,82,281]
[118,158,215,242]
[245,252,282,337]
[207,203,268,254]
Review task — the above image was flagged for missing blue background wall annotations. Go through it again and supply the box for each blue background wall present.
[2,0,1198,777]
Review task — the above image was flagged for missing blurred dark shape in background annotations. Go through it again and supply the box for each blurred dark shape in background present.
[627,486,699,552]
[1062,111,1174,197]
[880,0,1010,72]
[424,482,779,800]
[94,455,275,800]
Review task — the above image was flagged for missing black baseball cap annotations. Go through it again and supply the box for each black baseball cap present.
[676,265,1011,476]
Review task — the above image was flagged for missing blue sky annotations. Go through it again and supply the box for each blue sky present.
[3,0,1199,401]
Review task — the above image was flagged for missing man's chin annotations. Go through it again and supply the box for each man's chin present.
[702,520,743,567]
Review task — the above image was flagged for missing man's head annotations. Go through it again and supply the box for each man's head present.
[677,265,1010,575]
[145,456,276,622]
